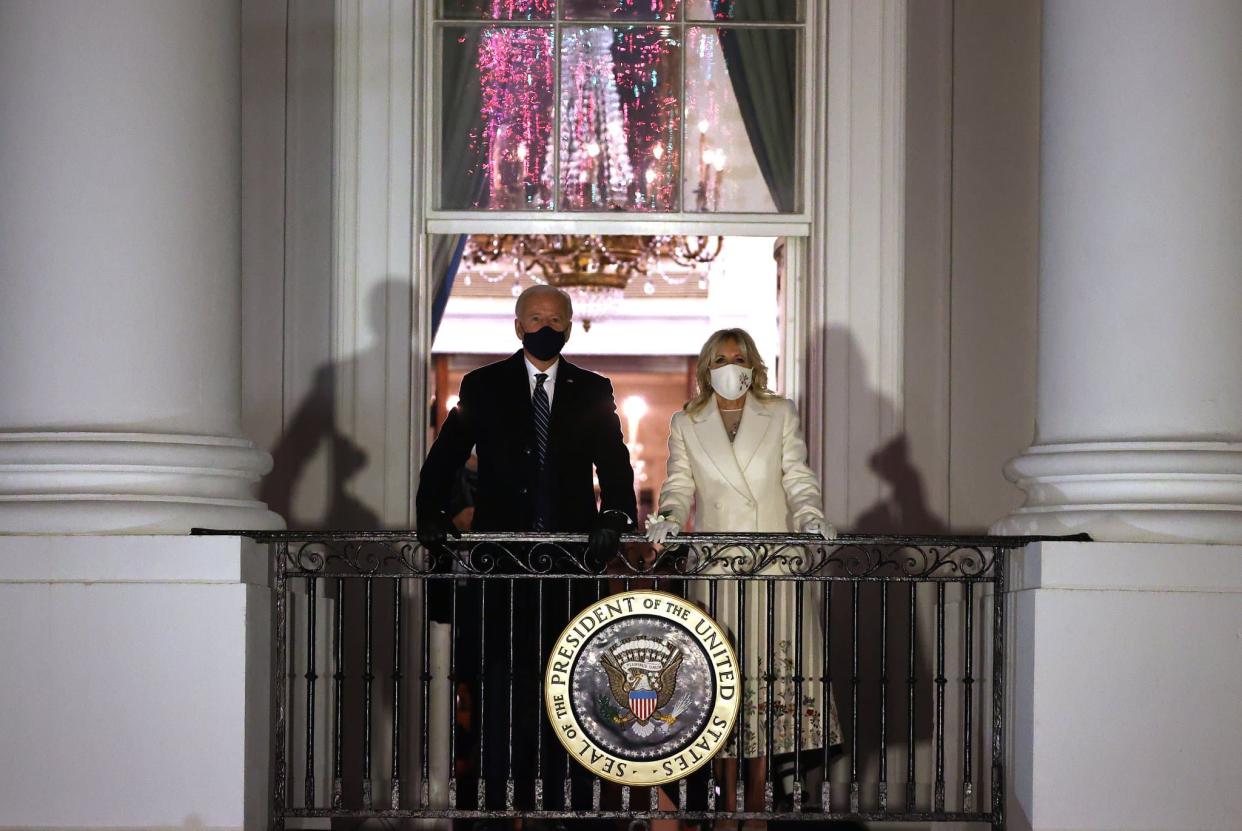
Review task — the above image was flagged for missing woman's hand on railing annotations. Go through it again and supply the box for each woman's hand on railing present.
[645,514,681,546]
[799,517,838,540]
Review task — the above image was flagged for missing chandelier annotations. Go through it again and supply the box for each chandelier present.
[459,234,723,330]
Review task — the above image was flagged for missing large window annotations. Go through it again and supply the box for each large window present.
[436,0,804,213]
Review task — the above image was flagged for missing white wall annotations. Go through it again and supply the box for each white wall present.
[904,0,1042,533]
[242,0,343,529]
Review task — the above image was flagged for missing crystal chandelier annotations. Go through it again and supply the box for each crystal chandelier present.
[459,234,723,330]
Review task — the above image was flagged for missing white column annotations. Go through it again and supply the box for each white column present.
[0,0,281,532]
[994,0,1242,543]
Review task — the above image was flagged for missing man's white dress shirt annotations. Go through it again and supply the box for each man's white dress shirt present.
[524,356,559,405]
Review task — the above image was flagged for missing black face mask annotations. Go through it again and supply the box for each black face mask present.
[522,325,566,361]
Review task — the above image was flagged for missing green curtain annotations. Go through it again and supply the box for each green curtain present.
[434,27,489,339]
[440,27,487,209]
[713,0,799,212]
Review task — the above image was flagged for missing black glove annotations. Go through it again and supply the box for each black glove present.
[586,510,630,566]
[417,512,461,549]
[417,513,460,624]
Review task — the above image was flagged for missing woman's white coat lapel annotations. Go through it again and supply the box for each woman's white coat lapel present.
[732,393,774,473]
[689,396,772,502]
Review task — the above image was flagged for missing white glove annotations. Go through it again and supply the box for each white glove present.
[645,516,682,544]
[800,518,837,540]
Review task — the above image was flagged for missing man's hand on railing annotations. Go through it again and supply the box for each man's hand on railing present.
[415,512,461,548]
[587,509,630,563]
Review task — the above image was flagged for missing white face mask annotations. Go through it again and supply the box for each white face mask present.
[709,364,753,401]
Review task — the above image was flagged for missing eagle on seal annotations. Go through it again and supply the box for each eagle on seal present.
[600,643,683,735]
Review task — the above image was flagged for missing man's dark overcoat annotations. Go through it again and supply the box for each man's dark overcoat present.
[417,349,637,531]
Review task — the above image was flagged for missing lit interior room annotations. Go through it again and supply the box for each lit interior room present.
[432,233,782,521]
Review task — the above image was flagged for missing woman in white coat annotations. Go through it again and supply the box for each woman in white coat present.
[647,328,841,821]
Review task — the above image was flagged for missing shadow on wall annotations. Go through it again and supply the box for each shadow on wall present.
[856,434,946,536]
[260,279,409,814]
[815,323,947,536]
[816,325,949,810]
[260,280,416,531]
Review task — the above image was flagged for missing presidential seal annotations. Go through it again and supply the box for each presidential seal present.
[544,590,740,786]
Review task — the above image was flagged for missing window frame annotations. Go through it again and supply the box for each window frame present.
[421,1,816,233]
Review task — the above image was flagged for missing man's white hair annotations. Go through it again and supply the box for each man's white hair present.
[515,284,573,320]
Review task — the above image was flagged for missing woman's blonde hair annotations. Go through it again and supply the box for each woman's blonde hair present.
[685,328,778,414]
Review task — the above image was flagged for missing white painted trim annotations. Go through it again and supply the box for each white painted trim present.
[901,0,954,526]
[1009,540,1242,594]
[0,535,268,585]
[780,239,807,402]
[816,0,908,527]
[427,211,813,227]
[427,216,811,237]
[385,1,416,526]
[410,2,434,504]
[332,0,415,526]
[804,0,833,516]
[879,0,908,440]
[333,0,360,440]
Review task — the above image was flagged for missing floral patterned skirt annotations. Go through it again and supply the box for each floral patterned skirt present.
[689,576,843,758]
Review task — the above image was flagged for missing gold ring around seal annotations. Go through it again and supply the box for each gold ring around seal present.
[544,589,740,786]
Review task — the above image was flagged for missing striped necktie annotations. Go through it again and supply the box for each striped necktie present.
[531,372,551,530]
[532,373,550,464]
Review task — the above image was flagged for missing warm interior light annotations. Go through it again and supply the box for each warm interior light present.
[622,395,649,422]
[458,234,723,329]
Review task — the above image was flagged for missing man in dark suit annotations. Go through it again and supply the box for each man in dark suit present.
[416,284,636,813]
[417,284,636,538]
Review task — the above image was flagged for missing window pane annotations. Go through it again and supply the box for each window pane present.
[559,26,681,211]
[439,0,554,20]
[683,25,798,212]
[562,0,681,22]
[685,0,803,23]
[440,26,555,210]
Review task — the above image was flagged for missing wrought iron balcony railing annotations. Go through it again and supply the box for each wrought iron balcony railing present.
[196,530,1085,831]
